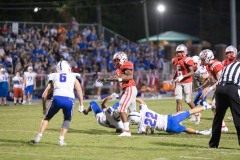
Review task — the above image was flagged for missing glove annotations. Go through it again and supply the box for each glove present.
[78,105,84,113]
[110,93,119,99]
[175,75,184,82]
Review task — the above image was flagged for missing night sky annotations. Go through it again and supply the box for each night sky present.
[140,0,240,45]
[0,0,239,45]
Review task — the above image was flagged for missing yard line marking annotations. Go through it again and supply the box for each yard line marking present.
[0,151,80,158]
[180,156,212,159]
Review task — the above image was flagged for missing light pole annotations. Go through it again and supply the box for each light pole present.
[156,4,165,41]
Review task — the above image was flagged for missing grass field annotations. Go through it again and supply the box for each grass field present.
[0,98,239,160]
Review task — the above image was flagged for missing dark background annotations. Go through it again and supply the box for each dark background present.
[0,0,239,45]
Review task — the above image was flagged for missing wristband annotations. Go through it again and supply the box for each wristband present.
[209,86,213,91]
[118,78,122,82]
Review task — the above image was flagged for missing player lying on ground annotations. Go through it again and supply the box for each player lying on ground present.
[130,98,212,135]
[81,93,124,133]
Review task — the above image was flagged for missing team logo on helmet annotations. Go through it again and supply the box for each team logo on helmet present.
[199,49,214,64]
[113,52,128,68]
[176,44,188,59]
[225,45,238,59]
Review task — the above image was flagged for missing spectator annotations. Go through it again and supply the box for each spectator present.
[0,67,9,105]
[12,71,23,105]
[70,17,79,33]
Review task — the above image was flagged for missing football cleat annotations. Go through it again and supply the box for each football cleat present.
[118,131,131,137]
[221,126,228,132]
[59,140,67,146]
[30,135,42,143]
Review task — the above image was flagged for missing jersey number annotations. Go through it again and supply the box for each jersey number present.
[144,112,158,127]
[60,73,67,82]
[27,77,32,81]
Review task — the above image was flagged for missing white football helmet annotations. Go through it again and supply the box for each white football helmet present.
[128,111,141,125]
[225,45,237,58]
[113,52,128,68]
[176,44,188,56]
[56,60,71,73]
[199,49,214,64]
[192,55,201,69]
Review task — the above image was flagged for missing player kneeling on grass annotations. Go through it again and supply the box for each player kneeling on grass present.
[80,93,124,133]
[130,98,212,135]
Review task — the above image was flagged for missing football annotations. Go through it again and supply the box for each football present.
[128,111,141,125]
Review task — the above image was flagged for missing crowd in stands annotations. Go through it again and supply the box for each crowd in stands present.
[0,22,168,97]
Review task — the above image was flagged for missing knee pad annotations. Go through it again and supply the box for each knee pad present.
[62,120,71,129]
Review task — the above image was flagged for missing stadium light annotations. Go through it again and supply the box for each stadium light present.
[156,4,166,40]
[34,7,39,12]
[157,4,165,13]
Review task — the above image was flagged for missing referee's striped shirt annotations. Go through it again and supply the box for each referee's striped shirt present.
[218,61,240,86]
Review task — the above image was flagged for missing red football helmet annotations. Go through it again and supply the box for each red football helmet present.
[113,52,128,68]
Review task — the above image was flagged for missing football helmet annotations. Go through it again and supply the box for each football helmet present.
[113,52,128,68]
[225,45,237,59]
[56,60,71,73]
[176,44,188,59]
[192,55,201,70]
[199,49,214,64]
[128,111,141,125]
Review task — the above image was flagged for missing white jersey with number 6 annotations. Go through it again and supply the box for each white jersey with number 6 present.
[24,72,36,87]
[48,73,77,99]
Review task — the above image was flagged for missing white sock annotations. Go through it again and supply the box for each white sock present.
[202,101,207,110]
[123,122,130,131]
[37,133,42,138]
[222,121,226,127]
[59,136,64,141]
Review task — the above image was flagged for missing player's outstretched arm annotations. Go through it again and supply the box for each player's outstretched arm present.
[136,98,145,105]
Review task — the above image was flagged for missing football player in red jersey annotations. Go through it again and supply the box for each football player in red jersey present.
[199,49,228,132]
[170,44,195,113]
[98,52,137,136]
[222,45,237,67]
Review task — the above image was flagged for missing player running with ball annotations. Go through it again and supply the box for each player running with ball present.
[98,52,137,137]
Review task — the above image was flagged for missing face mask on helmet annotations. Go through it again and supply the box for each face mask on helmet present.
[56,60,71,73]
[176,44,187,59]
[113,52,128,68]
[199,49,214,65]
[225,45,237,60]
[192,56,201,70]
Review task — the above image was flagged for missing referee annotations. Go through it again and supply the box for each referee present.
[209,52,240,148]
